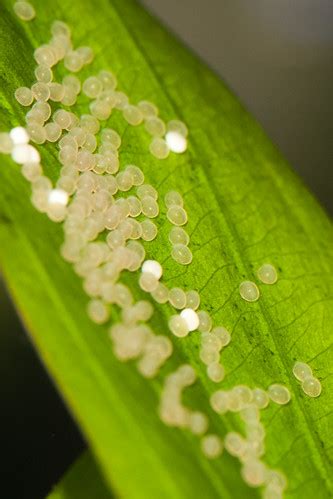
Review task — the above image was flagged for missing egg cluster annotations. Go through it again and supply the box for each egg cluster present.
[159,364,209,438]
[210,387,288,496]
[1,8,323,499]
[165,191,193,265]
[149,120,188,159]
[293,361,322,397]
[110,319,173,379]
[0,17,190,390]
[200,326,231,382]
[239,264,278,302]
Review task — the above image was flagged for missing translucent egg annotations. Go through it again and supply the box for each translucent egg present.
[63,75,81,95]
[292,361,313,382]
[128,219,143,240]
[58,146,77,167]
[138,100,158,119]
[64,50,83,72]
[201,332,221,351]
[145,117,166,137]
[53,110,72,130]
[207,362,225,383]
[169,287,187,309]
[141,219,158,241]
[76,150,96,171]
[171,244,192,265]
[224,432,246,457]
[177,364,196,385]
[200,347,219,365]
[151,283,169,304]
[239,281,260,302]
[149,137,169,159]
[166,120,188,137]
[212,327,231,347]
[83,76,103,99]
[201,434,223,459]
[165,131,187,153]
[167,205,187,226]
[90,100,112,121]
[35,65,53,83]
[257,263,278,285]
[21,162,42,181]
[302,377,322,397]
[125,165,144,186]
[131,301,153,321]
[51,20,71,38]
[114,91,128,109]
[48,82,65,102]
[137,184,158,200]
[61,86,77,106]
[180,308,199,331]
[82,133,97,153]
[34,45,56,67]
[185,290,200,310]
[142,260,163,280]
[123,105,143,126]
[87,299,109,324]
[168,227,189,246]
[12,144,40,164]
[48,188,69,206]
[139,273,159,292]
[231,385,253,407]
[32,101,51,122]
[77,46,94,65]
[15,86,33,106]
[168,315,189,337]
[241,459,266,487]
[252,388,270,409]
[101,128,121,149]
[14,1,36,21]
[80,114,100,134]
[197,310,212,333]
[189,412,208,436]
[116,171,133,192]
[10,126,29,145]
[141,196,159,218]
[56,176,76,195]
[264,469,288,491]
[98,70,117,90]
[44,122,62,142]
[268,384,291,405]
[31,82,50,102]
[164,190,183,207]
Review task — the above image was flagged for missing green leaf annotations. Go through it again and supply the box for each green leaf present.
[1,0,333,498]
[47,451,113,499]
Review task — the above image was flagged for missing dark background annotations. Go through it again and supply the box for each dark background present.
[1,1,332,498]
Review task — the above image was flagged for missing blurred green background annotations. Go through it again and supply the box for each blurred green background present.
[1,1,332,498]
